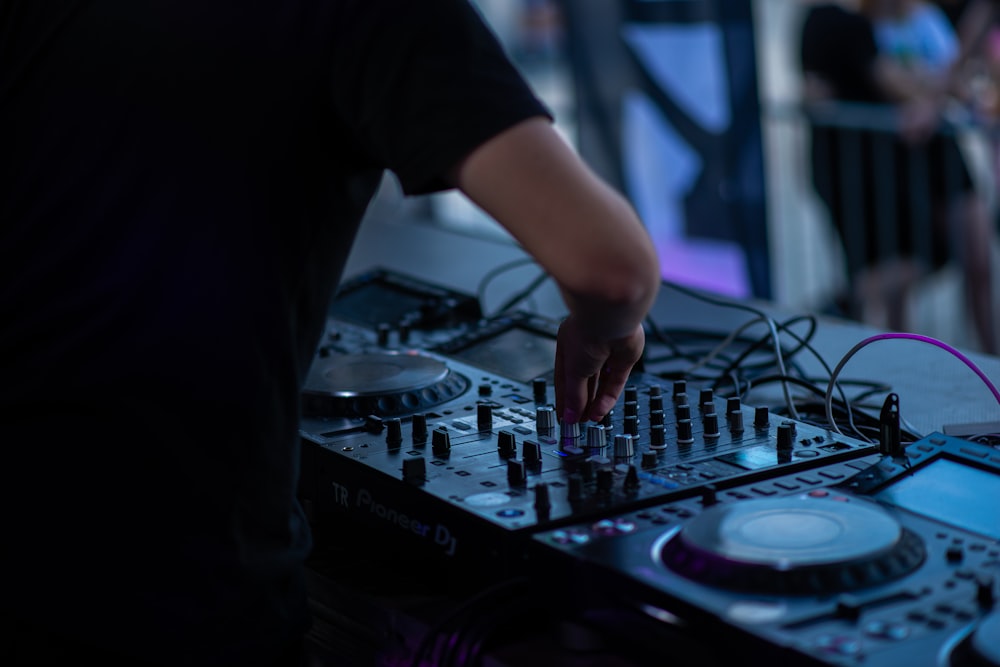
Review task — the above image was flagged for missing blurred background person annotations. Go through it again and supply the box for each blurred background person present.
[800,0,997,353]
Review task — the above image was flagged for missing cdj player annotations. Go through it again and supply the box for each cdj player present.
[299,267,999,667]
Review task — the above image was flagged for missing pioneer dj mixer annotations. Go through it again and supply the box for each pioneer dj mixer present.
[299,268,999,667]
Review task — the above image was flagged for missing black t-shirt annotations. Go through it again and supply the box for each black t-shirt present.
[0,1,549,665]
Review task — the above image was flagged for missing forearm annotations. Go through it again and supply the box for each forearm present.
[451,117,661,341]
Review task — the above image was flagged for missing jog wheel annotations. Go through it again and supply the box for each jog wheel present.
[301,352,469,418]
[659,494,925,595]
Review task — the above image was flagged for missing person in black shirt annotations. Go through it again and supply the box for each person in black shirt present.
[0,2,661,665]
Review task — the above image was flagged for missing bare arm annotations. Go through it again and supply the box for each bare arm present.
[449,117,661,424]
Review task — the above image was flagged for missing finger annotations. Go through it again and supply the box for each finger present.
[587,364,632,422]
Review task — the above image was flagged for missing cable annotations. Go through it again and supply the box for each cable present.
[476,257,539,314]
[824,332,1000,438]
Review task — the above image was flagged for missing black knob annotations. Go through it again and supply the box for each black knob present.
[402,456,425,482]
[649,395,664,412]
[649,384,662,398]
[649,426,666,450]
[701,484,718,506]
[624,385,638,404]
[601,410,614,430]
[365,414,384,435]
[754,406,769,429]
[498,430,517,458]
[622,415,637,436]
[649,409,665,428]
[675,403,691,421]
[377,323,391,346]
[507,459,526,486]
[478,383,493,397]
[534,483,551,511]
[532,377,548,403]
[432,427,451,455]
[672,380,687,402]
[776,423,794,451]
[624,465,640,492]
[976,573,996,608]
[412,414,428,444]
[641,451,658,468]
[523,439,542,466]
[624,400,638,418]
[385,418,403,448]
[677,419,693,444]
[699,388,714,410]
[477,403,493,430]
[728,409,744,434]
[703,413,720,439]
[726,396,741,413]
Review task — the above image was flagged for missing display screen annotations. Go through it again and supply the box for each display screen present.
[449,326,557,383]
[877,457,1000,540]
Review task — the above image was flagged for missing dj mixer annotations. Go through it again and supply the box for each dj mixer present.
[298,268,1000,667]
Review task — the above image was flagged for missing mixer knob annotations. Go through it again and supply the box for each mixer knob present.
[624,385,638,404]
[641,451,658,468]
[536,406,556,433]
[533,482,551,511]
[498,430,517,458]
[703,413,720,439]
[385,418,403,448]
[699,388,714,411]
[624,415,639,436]
[623,465,640,492]
[532,377,548,403]
[365,414,384,435]
[976,573,996,608]
[754,406,770,429]
[649,426,666,450]
[672,380,687,402]
[412,413,429,444]
[649,395,664,412]
[782,420,798,440]
[614,433,635,460]
[675,403,691,421]
[561,421,582,453]
[601,410,614,430]
[523,439,542,466]
[726,396,741,413]
[677,419,694,444]
[507,459,526,486]
[477,403,493,431]
[649,384,662,398]
[649,409,665,428]
[776,423,794,452]
[402,456,425,482]
[728,409,744,435]
[586,424,608,456]
[567,473,585,501]
[376,323,391,347]
[432,427,451,455]
[700,484,718,506]
[478,383,493,397]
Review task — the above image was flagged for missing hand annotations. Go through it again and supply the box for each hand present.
[553,315,646,425]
